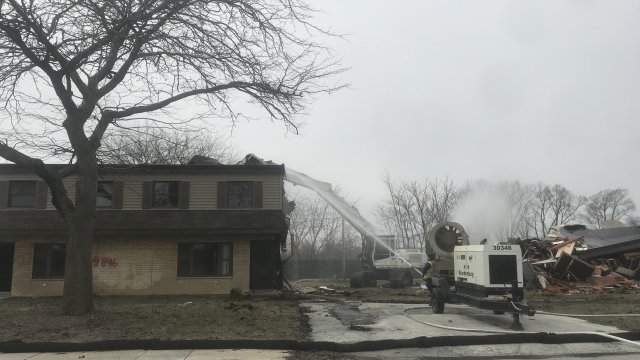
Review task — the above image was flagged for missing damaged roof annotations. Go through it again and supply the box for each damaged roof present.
[557,225,640,259]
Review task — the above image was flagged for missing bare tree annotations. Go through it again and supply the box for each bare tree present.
[0,0,342,314]
[526,183,552,239]
[582,188,637,228]
[502,181,534,239]
[99,125,239,164]
[377,174,422,250]
[377,174,460,251]
[547,184,584,227]
[288,193,343,260]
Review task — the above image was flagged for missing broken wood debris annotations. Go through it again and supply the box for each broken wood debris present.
[516,234,640,294]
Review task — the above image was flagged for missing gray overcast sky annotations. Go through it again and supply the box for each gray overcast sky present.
[227,0,640,222]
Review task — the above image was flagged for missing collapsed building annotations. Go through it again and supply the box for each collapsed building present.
[520,224,640,293]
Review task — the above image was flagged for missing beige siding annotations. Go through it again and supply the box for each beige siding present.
[109,174,282,210]
[46,177,76,210]
[210,175,282,210]
[11,236,66,297]
[11,236,252,296]
[2,173,283,211]
[262,178,282,209]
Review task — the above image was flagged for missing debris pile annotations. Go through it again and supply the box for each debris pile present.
[519,230,640,294]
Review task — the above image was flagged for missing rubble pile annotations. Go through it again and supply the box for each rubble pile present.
[519,235,640,294]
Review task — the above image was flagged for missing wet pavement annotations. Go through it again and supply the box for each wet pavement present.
[302,301,628,342]
[302,301,640,358]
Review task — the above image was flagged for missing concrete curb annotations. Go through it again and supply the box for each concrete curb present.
[2,332,640,353]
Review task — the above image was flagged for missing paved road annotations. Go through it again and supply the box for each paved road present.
[303,301,640,358]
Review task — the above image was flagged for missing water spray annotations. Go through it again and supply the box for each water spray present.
[284,168,423,276]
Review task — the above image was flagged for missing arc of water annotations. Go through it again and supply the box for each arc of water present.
[284,168,423,275]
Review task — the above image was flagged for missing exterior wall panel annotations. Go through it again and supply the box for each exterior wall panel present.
[1,164,285,297]
[5,174,283,211]
[11,236,251,296]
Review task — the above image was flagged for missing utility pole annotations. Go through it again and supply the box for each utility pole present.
[342,217,346,280]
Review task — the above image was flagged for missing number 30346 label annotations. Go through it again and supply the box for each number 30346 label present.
[492,245,512,251]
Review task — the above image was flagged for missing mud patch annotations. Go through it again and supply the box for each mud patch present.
[330,303,377,330]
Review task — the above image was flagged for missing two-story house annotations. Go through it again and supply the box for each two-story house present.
[0,157,288,296]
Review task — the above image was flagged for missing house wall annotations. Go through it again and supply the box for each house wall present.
[0,173,283,211]
[10,236,252,296]
[41,174,283,210]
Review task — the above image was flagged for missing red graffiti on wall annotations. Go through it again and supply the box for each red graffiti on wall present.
[92,256,118,268]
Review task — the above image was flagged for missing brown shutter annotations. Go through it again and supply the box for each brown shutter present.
[36,181,48,209]
[179,181,190,209]
[217,181,227,209]
[253,181,263,209]
[142,181,152,209]
[112,181,124,209]
[0,181,8,209]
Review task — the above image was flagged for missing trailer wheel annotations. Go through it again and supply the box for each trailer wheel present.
[363,271,377,287]
[432,287,445,314]
[350,272,364,288]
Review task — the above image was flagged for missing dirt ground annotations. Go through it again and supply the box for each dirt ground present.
[0,295,307,342]
[1,279,639,346]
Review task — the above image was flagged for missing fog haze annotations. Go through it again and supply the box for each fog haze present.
[229,0,640,223]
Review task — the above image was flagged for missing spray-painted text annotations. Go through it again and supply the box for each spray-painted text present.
[93,256,118,268]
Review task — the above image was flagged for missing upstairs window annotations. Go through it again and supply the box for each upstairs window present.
[32,244,66,279]
[96,181,114,208]
[152,181,180,208]
[177,243,233,277]
[227,181,253,208]
[8,181,37,208]
[142,181,189,209]
[217,181,263,209]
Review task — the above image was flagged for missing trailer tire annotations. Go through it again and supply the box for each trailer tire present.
[432,287,445,314]
[350,272,364,288]
[364,276,377,287]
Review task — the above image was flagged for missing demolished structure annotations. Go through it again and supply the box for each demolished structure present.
[520,224,640,294]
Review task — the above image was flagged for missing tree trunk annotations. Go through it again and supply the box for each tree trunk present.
[62,156,97,315]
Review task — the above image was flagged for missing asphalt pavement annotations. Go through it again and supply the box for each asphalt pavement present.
[303,301,640,358]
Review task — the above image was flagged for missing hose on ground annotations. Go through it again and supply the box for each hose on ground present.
[536,310,640,318]
[402,306,640,348]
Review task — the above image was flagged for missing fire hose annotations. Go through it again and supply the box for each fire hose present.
[402,306,640,348]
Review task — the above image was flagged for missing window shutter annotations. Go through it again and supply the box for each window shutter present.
[0,181,8,209]
[179,181,190,209]
[142,181,152,209]
[217,181,227,209]
[112,181,124,209]
[36,181,48,209]
[253,181,263,209]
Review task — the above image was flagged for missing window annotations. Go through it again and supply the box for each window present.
[152,181,179,208]
[32,244,66,279]
[227,181,253,208]
[177,243,233,277]
[8,181,37,208]
[96,181,114,208]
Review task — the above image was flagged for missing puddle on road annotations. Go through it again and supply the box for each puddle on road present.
[330,303,378,331]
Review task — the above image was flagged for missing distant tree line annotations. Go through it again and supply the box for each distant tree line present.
[285,188,362,261]
[376,176,637,251]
